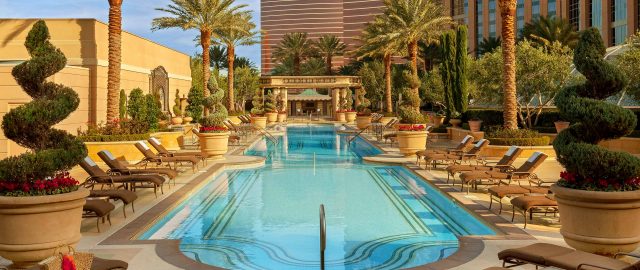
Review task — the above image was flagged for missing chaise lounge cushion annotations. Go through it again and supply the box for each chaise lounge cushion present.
[497,243,574,265]
[89,190,138,204]
[488,186,530,198]
[91,257,129,270]
[545,250,632,270]
[511,196,557,210]
[84,200,115,217]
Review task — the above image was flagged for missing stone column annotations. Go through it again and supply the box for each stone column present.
[331,88,341,116]
[628,0,638,41]
[602,0,612,46]
[354,87,361,108]
[281,87,288,112]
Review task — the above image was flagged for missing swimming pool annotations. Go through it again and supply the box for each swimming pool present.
[140,125,495,269]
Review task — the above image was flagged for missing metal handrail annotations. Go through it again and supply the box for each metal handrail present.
[320,204,326,270]
[347,126,369,145]
[254,125,279,145]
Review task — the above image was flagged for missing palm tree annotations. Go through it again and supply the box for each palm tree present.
[209,45,227,72]
[499,0,518,129]
[477,36,501,56]
[272,32,317,76]
[152,0,246,95]
[314,34,347,75]
[213,11,258,112]
[233,56,255,69]
[521,15,579,49]
[107,0,123,122]
[354,17,404,113]
[382,0,453,78]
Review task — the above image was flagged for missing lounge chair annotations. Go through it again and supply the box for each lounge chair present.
[79,157,165,197]
[458,152,548,193]
[84,179,138,218]
[446,146,523,184]
[97,150,178,179]
[83,199,114,232]
[498,243,640,269]
[416,135,475,165]
[376,118,398,142]
[510,194,558,228]
[147,137,206,164]
[135,141,199,172]
[488,185,549,214]
[423,138,490,170]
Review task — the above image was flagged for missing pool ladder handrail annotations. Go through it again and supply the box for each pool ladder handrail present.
[254,125,279,145]
[320,204,326,270]
[347,126,369,145]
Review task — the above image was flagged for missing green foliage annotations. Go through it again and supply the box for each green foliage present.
[614,32,640,103]
[0,20,87,184]
[454,26,469,115]
[145,94,161,130]
[172,89,182,117]
[357,61,385,110]
[553,28,640,191]
[234,66,259,111]
[190,57,204,90]
[345,90,354,110]
[78,133,150,142]
[440,31,455,118]
[355,87,371,114]
[271,32,318,75]
[477,36,501,56]
[200,78,228,129]
[250,89,264,115]
[186,85,205,123]
[485,126,550,146]
[119,89,127,119]
[398,72,426,124]
[264,91,277,113]
[421,67,444,106]
[127,88,147,121]
[521,15,579,49]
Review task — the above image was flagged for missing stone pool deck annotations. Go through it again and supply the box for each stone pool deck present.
[0,124,584,269]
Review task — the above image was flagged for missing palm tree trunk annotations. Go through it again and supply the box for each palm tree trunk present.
[294,56,301,76]
[384,54,393,113]
[326,53,332,75]
[107,0,123,122]
[499,0,518,130]
[201,29,212,96]
[408,40,419,77]
[227,45,235,113]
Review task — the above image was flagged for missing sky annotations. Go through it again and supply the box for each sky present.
[0,0,262,67]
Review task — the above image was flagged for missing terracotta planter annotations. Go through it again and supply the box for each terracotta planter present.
[379,116,395,125]
[345,112,357,123]
[431,116,445,127]
[551,184,640,255]
[335,112,346,122]
[555,121,570,133]
[396,131,428,157]
[227,116,242,125]
[251,116,268,129]
[356,116,372,130]
[171,117,183,125]
[265,112,278,123]
[468,120,483,132]
[0,188,89,268]
[183,116,193,125]
[277,113,287,123]
[197,131,230,159]
[449,118,462,127]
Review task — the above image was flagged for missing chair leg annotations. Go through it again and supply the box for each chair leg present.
[524,209,529,229]
[96,218,101,233]
[511,205,516,222]
[107,214,112,226]
[123,206,127,218]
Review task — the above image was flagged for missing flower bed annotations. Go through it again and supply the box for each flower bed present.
[398,124,427,132]
[487,137,550,146]
[485,127,550,146]
[79,133,150,142]
[0,172,78,197]
[200,126,228,133]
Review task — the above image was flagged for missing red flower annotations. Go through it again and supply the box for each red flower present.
[199,126,228,133]
[398,124,426,132]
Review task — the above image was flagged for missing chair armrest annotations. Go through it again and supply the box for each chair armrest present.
[577,263,616,270]
[614,252,640,259]
[511,171,531,175]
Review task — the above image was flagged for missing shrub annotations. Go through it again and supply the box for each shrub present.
[172,89,182,117]
[251,89,265,116]
[398,72,427,124]
[355,87,371,115]
[264,90,277,113]
[554,28,640,191]
[0,21,86,191]
[486,126,550,146]
[119,89,127,119]
[186,85,204,123]
[78,133,150,142]
[199,78,228,133]
[127,88,146,121]
[145,94,161,130]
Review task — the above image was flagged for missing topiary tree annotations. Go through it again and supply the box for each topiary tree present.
[145,94,161,130]
[200,78,228,130]
[355,87,371,115]
[453,26,469,116]
[119,89,127,119]
[186,85,205,123]
[0,20,87,184]
[127,88,146,121]
[172,89,182,118]
[554,28,640,191]
[398,72,425,124]
[345,89,353,111]
[440,31,455,118]
[264,90,277,113]
[250,89,264,115]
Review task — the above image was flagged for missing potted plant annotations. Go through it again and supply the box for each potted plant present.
[171,89,183,125]
[554,119,570,133]
[0,21,89,268]
[183,111,193,125]
[355,88,372,129]
[396,75,428,157]
[449,112,462,128]
[551,29,640,255]
[276,94,287,122]
[468,117,483,132]
[264,90,278,123]
[343,90,357,123]
[250,90,267,129]
[335,110,346,122]
[198,80,230,159]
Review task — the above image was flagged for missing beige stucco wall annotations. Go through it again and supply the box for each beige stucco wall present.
[0,18,192,159]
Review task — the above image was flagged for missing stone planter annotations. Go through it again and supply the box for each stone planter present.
[251,116,268,129]
[555,121,570,133]
[197,131,230,159]
[431,116,445,127]
[183,116,193,125]
[345,112,357,123]
[396,131,428,157]
[356,116,372,130]
[468,120,483,132]
[0,188,89,268]
[379,116,395,125]
[335,112,346,122]
[227,116,242,125]
[151,131,183,151]
[265,112,278,123]
[171,117,183,125]
[85,140,146,163]
[551,184,640,255]
[277,113,287,123]
[449,118,462,127]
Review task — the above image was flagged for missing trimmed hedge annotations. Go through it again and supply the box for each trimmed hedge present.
[463,109,640,130]
[79,133,150,142]
[487,136,550,146]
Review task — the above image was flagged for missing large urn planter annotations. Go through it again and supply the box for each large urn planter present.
[197,131,230,159]
[183,116,193,125]
[251,116,268,129]
[277,113,287,122]
[449,118,462,128]
[171,117,183,125]
[431,115,445,127]
[335,112,346,122]
[265,112,278,123]
[345,112,357,123]
[554,121,570,133]
[356,116,372,130]
[468,120,483,132]
[551,184,640,255]
[379,116,395,125]
[0,188,89,268]
[396,131,428,157]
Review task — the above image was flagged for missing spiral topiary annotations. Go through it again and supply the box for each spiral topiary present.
[397,72,426,124]
[0,20,87,182]
[200,78,228,130]
[264,90,277,113]
[250,89,264,116]
[355,87,371,115]
[554,28,640,191]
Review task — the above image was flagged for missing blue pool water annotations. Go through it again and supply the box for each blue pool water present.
[140,125,495,269]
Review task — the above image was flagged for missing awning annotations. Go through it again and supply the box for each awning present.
[288,89,332,101]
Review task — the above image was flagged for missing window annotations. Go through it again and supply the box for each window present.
[477,0,484,47]
[611,0,628,45]
[569,0,580,30]
[489,0,496,37]
[547,0,557,17]
[464,0,469,24]
[517,0,525,33]
[453,0,465,16]
[532,0,541,18]
[591,0,602,31]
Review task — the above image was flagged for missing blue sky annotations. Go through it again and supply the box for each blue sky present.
[0,0,262,66]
